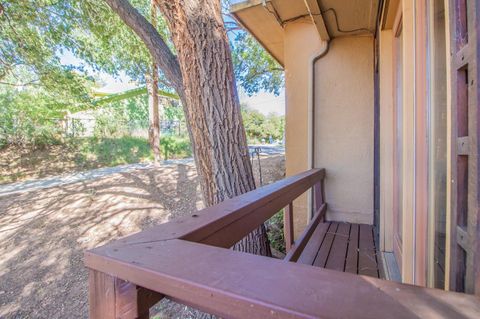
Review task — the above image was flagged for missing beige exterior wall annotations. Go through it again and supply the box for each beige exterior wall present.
[284,19,374,234]
[284,20,325,238]
[379,29,394,253]
[314,36,375,225]
[281,6,441,286]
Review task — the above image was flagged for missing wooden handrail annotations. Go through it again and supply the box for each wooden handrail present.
[284,171,327,255]
[86,239,480,319]
[85,168,480,319]
[88,168,325,252]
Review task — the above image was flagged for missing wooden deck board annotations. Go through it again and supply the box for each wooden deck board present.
[303,222,379,278]
[345,223,359,274]
[313,222,338,268]
[296,222,330,265]
[325,223,350,271]
[358,224,379,277]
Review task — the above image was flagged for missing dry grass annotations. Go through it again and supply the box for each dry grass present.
[0,136,193,184]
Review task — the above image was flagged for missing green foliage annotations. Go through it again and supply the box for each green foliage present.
[267,210,286,254]
[1,0,284,96]
[231,32,284,96]
[93,108,129,138]
[0,81,82,149]
[0,0,285,155]
[241,105,285,143]
[92,95,150,137]
[0,1,93,103]
[123,96,150,128]
[0,0,94,148]
[71,0,174,86]
[160,135,192,160]
[163,101,184,122]
[0,134,196,184]
[223,0,284,95]
[75,136,153,166]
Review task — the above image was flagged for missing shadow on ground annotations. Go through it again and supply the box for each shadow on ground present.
[0,163,200,319]
[0,155,284,319]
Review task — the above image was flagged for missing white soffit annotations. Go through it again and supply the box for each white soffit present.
[231,0,286,66]
[230,0,380,66]
[318,0,380,37]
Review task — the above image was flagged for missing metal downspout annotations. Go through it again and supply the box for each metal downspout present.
[310,40,330,219]
[311,41,330,169]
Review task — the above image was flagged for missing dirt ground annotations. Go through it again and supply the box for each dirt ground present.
[0,155,285,319]
[0,139,154,185]
[0,144,83,184]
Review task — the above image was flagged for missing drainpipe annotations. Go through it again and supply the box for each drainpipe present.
[309,40,330,219]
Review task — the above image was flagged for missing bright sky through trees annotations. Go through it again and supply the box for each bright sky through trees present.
[60,50,285,115]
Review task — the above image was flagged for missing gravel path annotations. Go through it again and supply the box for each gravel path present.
[0,155,285,319]
[0,145,284,197]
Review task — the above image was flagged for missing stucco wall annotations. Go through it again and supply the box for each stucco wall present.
[284,20,325,238]
[314,36,374,224]
[379,29,394,252]
[284,20,374,235]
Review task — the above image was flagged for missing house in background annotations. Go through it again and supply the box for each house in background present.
[85,0,480,317]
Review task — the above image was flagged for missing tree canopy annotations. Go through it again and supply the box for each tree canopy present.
[0,1,92,104]
[0,0,284,102]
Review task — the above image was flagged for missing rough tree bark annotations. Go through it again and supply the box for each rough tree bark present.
[105,0,271,256]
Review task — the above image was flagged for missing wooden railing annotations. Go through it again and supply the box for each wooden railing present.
[283,170,326,259]
[85,169,480,319]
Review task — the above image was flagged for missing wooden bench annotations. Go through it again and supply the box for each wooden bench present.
[290,222,380,277]
[282,180,381,279]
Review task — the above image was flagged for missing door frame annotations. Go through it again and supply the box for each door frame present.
[392,4,404,275]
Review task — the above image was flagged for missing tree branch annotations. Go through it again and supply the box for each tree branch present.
[244,67,284,81]
[104,0,184,96]
[0,80,40,87]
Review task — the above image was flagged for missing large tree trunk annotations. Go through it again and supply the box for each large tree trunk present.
[105,0,271,256]
[155,0,270,256]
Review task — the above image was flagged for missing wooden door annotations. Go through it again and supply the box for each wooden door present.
[448,0,479,294]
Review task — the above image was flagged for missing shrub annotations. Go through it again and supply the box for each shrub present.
[160,135,192,160]
[241,105,285,143]
[29,123,64,149]
[267,210,286,255]
[0,117,64,149]
[93,108,130,138]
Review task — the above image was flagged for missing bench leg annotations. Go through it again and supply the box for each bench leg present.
[89,270,163,319]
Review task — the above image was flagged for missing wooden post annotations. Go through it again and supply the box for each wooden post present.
[448,0,479,294]
[314,180,325,221]
[284,203,294,252]
[89,270,163,319]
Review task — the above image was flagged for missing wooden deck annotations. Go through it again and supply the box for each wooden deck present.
[296,222,381,278]
[86,169,480,318]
